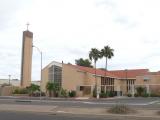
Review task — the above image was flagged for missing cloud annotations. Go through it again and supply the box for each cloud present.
[1,0,160,80]
[0,0,32,31]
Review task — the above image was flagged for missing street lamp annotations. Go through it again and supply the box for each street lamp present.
[32,45,42,100]
[8,75,11,85]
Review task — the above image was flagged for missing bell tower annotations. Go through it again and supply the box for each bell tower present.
[20,23,33,87]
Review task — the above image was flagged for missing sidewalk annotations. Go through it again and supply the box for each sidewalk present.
[0,104,160,119]
[0,96,127,101]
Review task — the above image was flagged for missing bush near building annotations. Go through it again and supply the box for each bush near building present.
[136,86,146,96]
[100,91,108,98]
[12,84,42,96]
[99,91,117,98]
[26,84,40,95]
[108,91,116,97]
[142,93,149,97]
[127,93,132,97]
[133,86,159,97]
[68,90,76,97]
[58,88,68,97]
[12,88,28,94]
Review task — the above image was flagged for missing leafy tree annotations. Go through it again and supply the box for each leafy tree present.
[26,84,40,95]
[27,84,40,92]
[75,58,93,67]
[46,82,60,97]
[89,48,101,98]
[101,45,114,75]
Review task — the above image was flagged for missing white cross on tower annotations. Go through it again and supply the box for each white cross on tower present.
[26,22,30,31]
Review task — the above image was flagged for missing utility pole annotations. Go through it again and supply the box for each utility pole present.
[8,75,11,85]
[32,45,42,100]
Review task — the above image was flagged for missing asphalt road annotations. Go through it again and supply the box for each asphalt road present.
[0,97,160,109]
[0,111,159,120]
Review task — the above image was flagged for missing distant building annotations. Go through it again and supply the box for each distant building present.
[0,79,40,87]
[41,61,160,97]
[0,79,20,87]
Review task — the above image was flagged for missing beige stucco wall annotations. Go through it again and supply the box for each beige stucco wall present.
[0,86,12,96]
[136,75,160,85]
[62,64,104,89]
[62,64,103,97]
[114,78,122,92]
[41,66,49,92]
[21,31,33,88]
[136,75,160,94]
[62,64,86,91]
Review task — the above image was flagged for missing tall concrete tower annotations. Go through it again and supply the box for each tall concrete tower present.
[20,27,33,88]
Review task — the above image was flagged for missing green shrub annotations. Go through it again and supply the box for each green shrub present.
[108,104,135,114]
[100,91,107,98]
[26,84,40,94]
[19,88,28,94]
[136,86,146,96]
[59,88,68,97]
[108,91,115,97]
[127,93,132,97]
[68,90,76,97]
[93,87,97,98]
[13,88,28,94]
[134,93,139,97]
[142,93,149,97]
[13,88,20,94]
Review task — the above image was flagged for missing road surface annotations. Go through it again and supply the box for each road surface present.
[0,111,159,120]
[0,96,159,109]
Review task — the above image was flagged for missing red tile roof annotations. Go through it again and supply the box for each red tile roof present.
[67,64,151,79]
[68,64,116,78]
[109,69,149,79]
[76,65,116,78]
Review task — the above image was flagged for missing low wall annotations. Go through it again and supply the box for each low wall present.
[0,86,13,96]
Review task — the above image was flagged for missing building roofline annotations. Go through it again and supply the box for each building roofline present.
[42,61,62,70]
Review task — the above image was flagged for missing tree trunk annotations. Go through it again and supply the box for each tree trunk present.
[94,60,97,86]
[105,57,108,77]
[49,91,51,97]
[94,60,99,99]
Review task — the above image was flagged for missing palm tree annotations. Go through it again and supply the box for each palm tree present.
[101,45,114,75]
[46,82,54,97]
[46,82,60,97]
[89,48,101,98]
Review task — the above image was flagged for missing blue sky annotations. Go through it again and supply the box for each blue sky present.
[0,0,160,80]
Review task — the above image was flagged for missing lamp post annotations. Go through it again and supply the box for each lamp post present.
[8,75,11,85]
[32,45,42,100]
